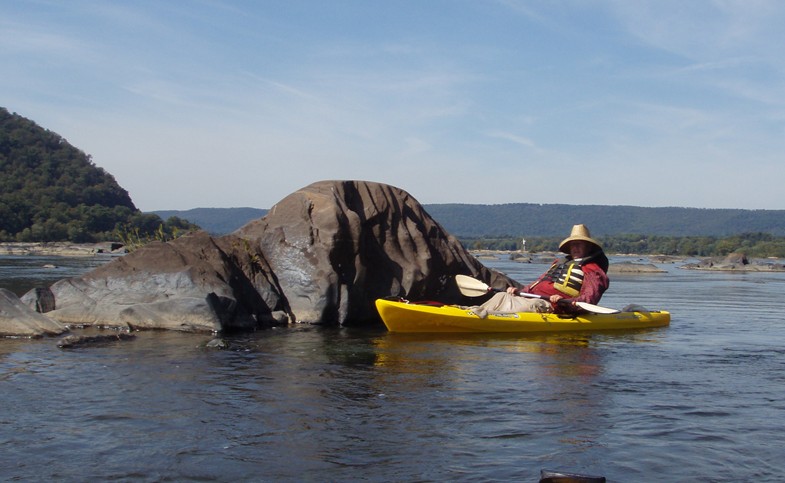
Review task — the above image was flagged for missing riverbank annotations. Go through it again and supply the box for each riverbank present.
[0,242,126,257]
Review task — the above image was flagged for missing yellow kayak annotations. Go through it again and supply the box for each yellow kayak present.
[375,298,670,333]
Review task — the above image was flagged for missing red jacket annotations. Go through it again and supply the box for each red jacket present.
[525,257,610,314]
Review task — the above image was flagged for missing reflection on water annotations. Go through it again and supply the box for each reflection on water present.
[1,256,785,481]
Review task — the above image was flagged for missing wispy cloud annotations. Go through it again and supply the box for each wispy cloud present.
[486,131,537,148]
[3,1,785,210]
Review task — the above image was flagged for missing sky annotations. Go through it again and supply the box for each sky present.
[2,0,785,212]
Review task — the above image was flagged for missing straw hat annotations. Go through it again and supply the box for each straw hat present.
[559,224,602,253]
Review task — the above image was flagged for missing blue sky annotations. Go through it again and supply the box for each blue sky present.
[2,1,784,211]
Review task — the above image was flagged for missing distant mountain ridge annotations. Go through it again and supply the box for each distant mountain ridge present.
[423,204,785,237]
[150,204,785,237]
[152,208,268,235]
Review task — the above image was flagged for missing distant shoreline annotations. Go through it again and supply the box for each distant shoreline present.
[4,244,783,272]
[469,250,785,272]
[0,242,126,257]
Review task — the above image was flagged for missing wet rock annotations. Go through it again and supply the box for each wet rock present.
[205,338,228,349]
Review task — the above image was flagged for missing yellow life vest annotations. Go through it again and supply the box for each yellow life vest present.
[544,259,586,297]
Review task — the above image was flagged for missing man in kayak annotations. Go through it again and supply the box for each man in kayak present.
[472,224,610,316]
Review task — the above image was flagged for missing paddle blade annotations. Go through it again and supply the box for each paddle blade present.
[455,274,492,297]
[575,302,620,314]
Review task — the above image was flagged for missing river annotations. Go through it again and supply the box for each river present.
[1,254,784,482]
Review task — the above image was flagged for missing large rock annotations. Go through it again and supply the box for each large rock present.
[234,180,512,324]
[43,231,291,332]
[0,288,67,337]
[18,180,511,333]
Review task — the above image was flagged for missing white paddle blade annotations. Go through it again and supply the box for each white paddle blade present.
[575,302,620,314]
[455,274,492,297]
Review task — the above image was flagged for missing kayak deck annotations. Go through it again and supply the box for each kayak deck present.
[376,298,670,333]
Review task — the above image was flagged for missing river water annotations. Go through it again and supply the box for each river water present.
[1,254,784,482]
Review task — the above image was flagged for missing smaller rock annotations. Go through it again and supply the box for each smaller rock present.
[57,332,136,349]
[0,288,66,337]
[608,262,666,274]
[205,338,228,349]
[724,252,748,265]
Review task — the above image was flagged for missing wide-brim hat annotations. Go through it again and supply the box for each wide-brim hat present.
[559,224,602,253]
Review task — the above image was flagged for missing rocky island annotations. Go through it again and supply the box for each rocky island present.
[1,180,515,338]
[679,252,785,271]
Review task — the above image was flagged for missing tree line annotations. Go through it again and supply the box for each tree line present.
[462,232,785,258]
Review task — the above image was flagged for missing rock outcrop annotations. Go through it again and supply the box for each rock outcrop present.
[43,231,290,332]
[0,288,67,337]
[234,180,510,324]
[5,180,512,336]
[608,262,666,274]
[680,253,785,271]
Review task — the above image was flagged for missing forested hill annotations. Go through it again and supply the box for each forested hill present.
[422,203,785,237]
[0,108,195,242]
[151,203,785,237]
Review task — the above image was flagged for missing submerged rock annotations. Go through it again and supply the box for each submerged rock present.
[205,338,229,349]
[57,332,136,348]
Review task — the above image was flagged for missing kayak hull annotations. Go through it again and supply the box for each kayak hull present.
[376,298,670,333]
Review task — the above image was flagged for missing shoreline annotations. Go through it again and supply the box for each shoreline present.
[0,242,126,257]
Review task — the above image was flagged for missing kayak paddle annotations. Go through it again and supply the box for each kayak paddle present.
[455,274,620,314]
